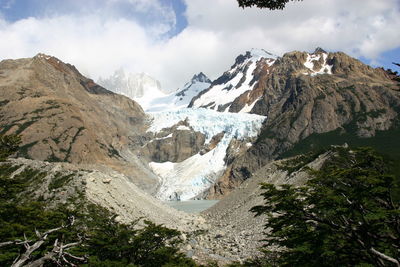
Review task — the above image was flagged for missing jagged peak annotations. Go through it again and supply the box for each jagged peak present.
[191,72,211,84]
[34,53,63,64]
[35,53,52,59]
[249,48,277,59]
[313,47,327,54]
[232,48,277,68]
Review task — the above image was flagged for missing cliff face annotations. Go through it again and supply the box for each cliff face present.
[0,54,157,190]
[141,120,206,163]
[207,49,400,197]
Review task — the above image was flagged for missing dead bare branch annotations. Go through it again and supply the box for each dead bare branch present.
[4,216,85,267]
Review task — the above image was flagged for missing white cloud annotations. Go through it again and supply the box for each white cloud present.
[0,0,399,91]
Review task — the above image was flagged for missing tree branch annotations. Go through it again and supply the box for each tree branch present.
[8,216,84,267]
[0,240,32,248]
[369,247,400,267]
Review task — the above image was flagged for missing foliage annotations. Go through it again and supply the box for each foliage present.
[0,136,197,267]
[83,205,196,267]
[252,147,400,266]
[279,123,400,180]
[48,172,76,190]
[0,134,21,161]
[237,0,302,10]
[276,149,325,175]
[0,163,77,265]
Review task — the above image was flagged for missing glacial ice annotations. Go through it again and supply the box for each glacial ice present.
[148,108,266,200]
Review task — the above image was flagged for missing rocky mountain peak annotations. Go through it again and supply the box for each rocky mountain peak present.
[232,48,276,69]
[189,48,277,112]
[313,47,327,54]
[191,72,211,84]
[249,48,277,59]
[34,53,81,78]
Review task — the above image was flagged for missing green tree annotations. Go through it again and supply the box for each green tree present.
[85,208,196,267]
[252,147,400,266]
[0,134,21,161]
[237,0,302,10]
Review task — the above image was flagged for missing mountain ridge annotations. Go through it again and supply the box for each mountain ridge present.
[0,53,159,191]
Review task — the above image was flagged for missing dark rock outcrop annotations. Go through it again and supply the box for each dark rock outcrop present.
[141,120,206,163]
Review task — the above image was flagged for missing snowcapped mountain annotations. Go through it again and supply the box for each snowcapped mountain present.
[98,70,211,112]
[173,72,211,108]
[145,72,212,112]
[98,69,168,111]
[189,48,337,114]
[94,47,398,202]
[189,48,277,113]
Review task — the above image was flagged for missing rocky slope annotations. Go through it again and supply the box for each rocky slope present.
[201,48,400,197]
[0,54,158,191]
[184,150,332,264]
[1,157,208,232]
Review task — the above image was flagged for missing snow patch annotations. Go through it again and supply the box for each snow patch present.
[192,60,258,111]
[304,53,333,76]
[176,125,191,131]
[191,49,276,113]
[239,96,261,113]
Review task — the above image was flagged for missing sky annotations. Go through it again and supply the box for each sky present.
[0,0,399,91]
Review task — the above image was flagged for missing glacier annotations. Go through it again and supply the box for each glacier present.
[99,55,268,201]
[147,108,266,200]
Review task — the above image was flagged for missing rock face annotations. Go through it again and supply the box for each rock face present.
[141,120,206,163]
[0,54,157,191]
[201,48,400,197]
